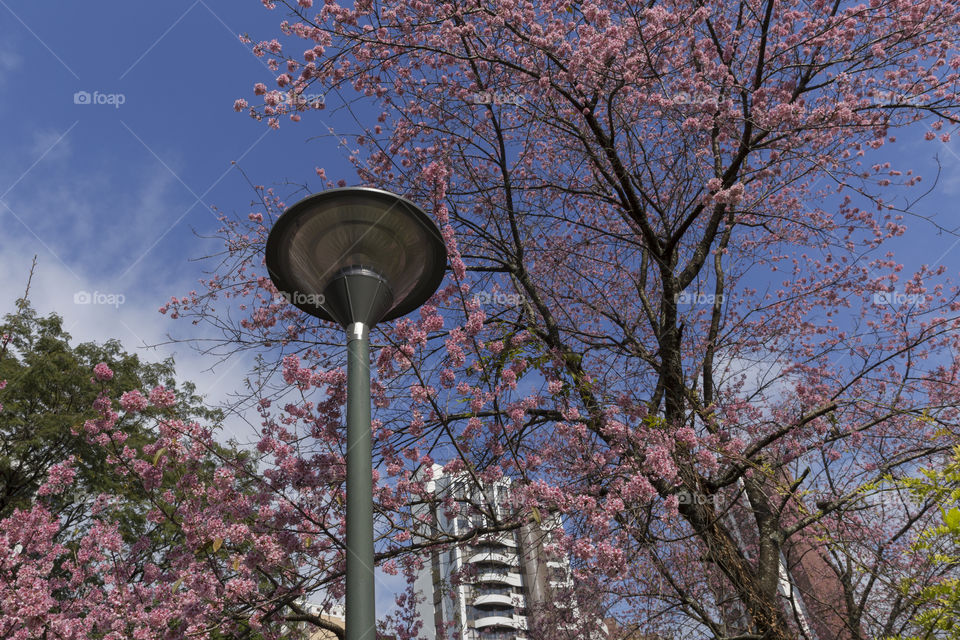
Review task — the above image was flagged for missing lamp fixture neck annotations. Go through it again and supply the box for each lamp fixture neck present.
[347,322,369,341]
[320,265,395,328]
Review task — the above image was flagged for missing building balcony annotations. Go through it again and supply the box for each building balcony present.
[478,533,518,548]
[476,571,523,587]
[473,593,514,608]
[467,552,519,566]
[475,632,522,640]
[473,615,521,630]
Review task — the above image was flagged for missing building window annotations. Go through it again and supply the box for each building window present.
[469,605,514,621]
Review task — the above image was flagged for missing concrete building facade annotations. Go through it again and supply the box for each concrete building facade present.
[412,465,594,640]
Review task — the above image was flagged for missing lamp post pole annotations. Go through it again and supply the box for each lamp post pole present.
[345,320,374,640]
[264,187,447,640]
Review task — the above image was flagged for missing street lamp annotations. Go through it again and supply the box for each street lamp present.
[265,187,447,640]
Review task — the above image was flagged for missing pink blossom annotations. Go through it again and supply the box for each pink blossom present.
[119,389,149,413]
[464,417,483,437]
[621,474,657,503]
[674,427,697,447]
[149,385,176,408]
[93,362,114,381]
[92,393,111,413]
[663,495,680,519]
[464,311,484,336]
[37,456,77,496]
[644,445,678,481]
[696,449,719,472]
[410,385,434,403]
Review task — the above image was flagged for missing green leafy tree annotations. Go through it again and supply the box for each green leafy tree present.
[0,294,223,538]
[0,290,285,638]
[888,446,960,640]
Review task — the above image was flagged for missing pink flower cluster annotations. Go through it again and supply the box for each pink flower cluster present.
[643,445,679,483]
[119,389,149,413]
[148,385,176,408]
[92,362,114,381]
[37,456,77,496]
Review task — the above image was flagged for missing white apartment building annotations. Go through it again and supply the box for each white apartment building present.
[412,465,600,640]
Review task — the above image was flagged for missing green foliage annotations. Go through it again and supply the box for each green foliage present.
[474,322,555,389]
[887,445,960,640]
[0,296,222,537]
[0,294,289,635]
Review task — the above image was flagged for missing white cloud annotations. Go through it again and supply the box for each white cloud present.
[0,108,269,448]
[0,47,21,85]
[0,196,261,447]
[27,127,73,163]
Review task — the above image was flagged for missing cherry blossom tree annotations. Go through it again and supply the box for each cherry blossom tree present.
[0,364,299,640]
[78,0,960,638]
[0,291,319,639]
[0,298,221,530]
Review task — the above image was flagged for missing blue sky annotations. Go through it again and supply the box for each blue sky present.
[0,1,366,439]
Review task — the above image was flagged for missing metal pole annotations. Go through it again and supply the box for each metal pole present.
[345,321,375,640]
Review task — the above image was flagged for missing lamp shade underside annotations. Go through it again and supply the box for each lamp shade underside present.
[265,187,448,326]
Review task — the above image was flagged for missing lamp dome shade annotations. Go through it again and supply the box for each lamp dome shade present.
[265,187,448,326]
